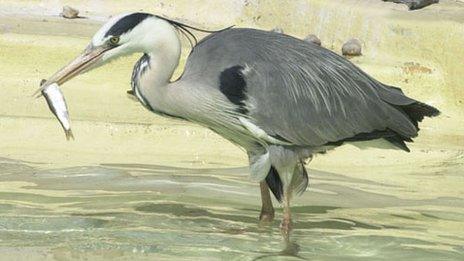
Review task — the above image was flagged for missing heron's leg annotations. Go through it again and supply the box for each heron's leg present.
[280,188,292,241]
[259,181,275,222]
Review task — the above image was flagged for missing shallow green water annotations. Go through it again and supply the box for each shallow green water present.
[0,157,463,260]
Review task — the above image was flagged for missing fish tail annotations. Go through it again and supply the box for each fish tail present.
[65,129,75,141]
[34,79,47,98]
[33,88,45,98]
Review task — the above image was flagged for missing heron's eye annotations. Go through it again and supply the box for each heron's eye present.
[109,36,120,45]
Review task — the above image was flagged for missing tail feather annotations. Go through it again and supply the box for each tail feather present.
[400,102,440,128]
[377,84,440,149]
[378,84,440,126]
[384,101,439,151]
[385,136,411,152]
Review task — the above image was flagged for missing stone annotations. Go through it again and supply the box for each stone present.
[61,6,79,19]
[304,34,321,46]
[382,0,439,10]
[342,39,362,56]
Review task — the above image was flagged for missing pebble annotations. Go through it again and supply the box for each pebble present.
[342,39,362,56]
[304,34,321,46]
[61,6,79,19]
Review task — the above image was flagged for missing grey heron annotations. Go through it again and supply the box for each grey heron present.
[40,13,440,237]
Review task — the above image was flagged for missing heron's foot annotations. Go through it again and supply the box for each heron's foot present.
[259,209,275,223]
[280,216,292,241]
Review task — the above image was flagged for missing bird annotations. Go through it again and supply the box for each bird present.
[40,12,440,238]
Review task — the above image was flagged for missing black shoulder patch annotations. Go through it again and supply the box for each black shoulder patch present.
[105,13,152,37]
[219,65,248,114]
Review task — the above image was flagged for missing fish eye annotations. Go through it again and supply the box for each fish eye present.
[109,36,120,45]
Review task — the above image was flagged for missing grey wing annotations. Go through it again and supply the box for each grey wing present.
[182,28,426,147]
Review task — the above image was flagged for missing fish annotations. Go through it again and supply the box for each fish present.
[40,79,74,140]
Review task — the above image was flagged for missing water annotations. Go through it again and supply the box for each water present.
[0,157,463,260]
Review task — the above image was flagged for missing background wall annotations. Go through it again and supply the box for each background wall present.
[1,0,462,113]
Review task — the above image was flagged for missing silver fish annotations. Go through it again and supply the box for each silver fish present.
[40,80,74,140]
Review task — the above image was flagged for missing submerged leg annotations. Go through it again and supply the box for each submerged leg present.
[280,188,292,241]
[259,181,275,222]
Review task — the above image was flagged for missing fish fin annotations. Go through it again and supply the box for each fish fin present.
[65,129,74,141]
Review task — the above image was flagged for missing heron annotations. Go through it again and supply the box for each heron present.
[40,13,440,237]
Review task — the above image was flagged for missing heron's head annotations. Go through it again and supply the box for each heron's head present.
[42,13,180,87]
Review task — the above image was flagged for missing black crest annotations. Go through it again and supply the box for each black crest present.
[154,15,233,48]
[104,12,232,49]
[105,13,152,37]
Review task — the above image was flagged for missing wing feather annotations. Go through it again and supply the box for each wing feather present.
[182,28,419,147]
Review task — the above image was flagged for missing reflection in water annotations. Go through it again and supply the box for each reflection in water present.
[136,203,260,225]
[0,158,463,259]
[254,241,305,260]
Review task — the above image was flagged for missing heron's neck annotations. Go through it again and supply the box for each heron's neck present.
[134,25,224,122]
[145,47,180,88]
[133,35,236,129]
[135,34,192,118]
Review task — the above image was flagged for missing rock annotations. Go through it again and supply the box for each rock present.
[342,39,362,56]
[271,27,284,34]
[382,0,439,10]
[304,34,321,46]
[61,6,79,19]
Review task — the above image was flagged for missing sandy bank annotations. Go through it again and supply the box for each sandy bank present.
[0,0,462,174]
